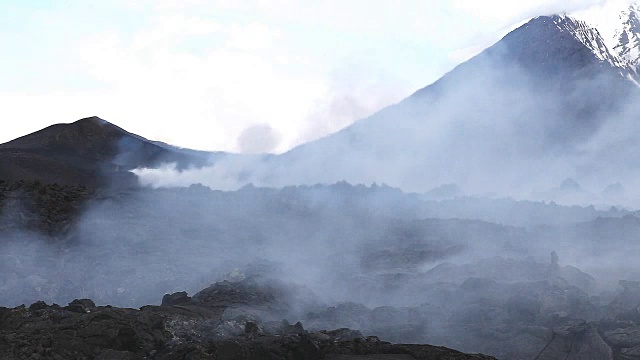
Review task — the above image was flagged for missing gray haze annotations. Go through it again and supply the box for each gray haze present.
[2,183,640,359]
[0,182,636,303]
[133,17,640,208]
[5,12,640,360]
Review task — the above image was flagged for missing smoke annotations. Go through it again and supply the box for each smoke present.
[1,180,639,360]
[237,123,281,154]
[131,25,640,209]
[1,181,639,360]
[296,61,406,146]
[132,155,267,190]
[4,7,640,359]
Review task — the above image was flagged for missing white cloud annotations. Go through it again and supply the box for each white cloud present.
[573,0,637,42]
[68,21,324,152]
[452,0,605,21]
[225,22,281,51]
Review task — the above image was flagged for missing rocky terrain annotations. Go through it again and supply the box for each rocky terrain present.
[0,180,93,235]
[2,182,640,359]
[5,271,640,359]
[0,279,496,360]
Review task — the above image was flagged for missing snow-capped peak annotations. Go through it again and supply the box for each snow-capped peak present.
[566,2,640,82]
[552,14,626,68]
[571,1,640,67]
[613,4,640,69]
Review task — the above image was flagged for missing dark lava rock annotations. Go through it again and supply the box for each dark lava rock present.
[28,301,48,312]
[65,298,96,313]
[191,279,278,307]
[0,180,93,235]
[162,291,192,306]
[0,279,497,360]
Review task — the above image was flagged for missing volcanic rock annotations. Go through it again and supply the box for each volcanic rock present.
[0,279,497,360]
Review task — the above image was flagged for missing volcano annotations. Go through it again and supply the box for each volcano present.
[254,11,640,194]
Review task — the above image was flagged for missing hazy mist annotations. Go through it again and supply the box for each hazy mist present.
[3,13,640,360]
[132,30,640,209]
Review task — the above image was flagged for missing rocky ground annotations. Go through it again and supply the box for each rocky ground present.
[4,182,640,359]
[0,279,495,360]
[0,180,94,235]
[297,269,640,360]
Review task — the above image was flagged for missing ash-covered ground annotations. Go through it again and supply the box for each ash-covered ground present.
[2,181,640,359]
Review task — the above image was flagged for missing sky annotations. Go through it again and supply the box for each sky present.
[0,0,633,153]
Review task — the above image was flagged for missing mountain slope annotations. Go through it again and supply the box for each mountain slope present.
[0,116,210,186]
[252,14,640,195]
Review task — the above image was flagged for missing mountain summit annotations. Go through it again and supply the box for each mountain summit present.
[540,15,626,70]
[1,116,132,156]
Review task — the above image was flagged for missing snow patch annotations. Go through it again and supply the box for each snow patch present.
[572,3,640,68]
[554,15,626,67]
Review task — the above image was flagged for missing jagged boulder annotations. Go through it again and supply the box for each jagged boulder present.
[535,322,612,360]
[161,291,191,306]
[611,281,640,317]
